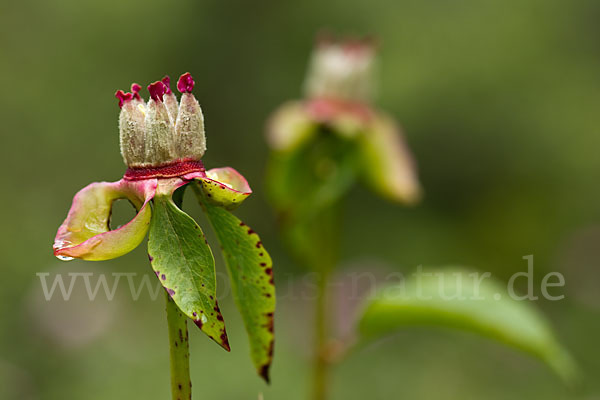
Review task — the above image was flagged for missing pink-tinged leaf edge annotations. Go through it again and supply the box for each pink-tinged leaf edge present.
[53,179,157,261]
[196,167,252,210]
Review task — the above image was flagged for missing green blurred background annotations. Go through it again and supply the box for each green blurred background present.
[1,0,599,398]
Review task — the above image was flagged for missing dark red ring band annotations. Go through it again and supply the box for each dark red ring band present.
[124,159,205,180]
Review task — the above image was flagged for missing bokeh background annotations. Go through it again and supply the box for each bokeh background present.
[1,0,600,398]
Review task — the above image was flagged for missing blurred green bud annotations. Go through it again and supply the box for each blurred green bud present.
[267,36,421,206]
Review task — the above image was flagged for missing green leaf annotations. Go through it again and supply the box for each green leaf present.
[148,194,230,351]
[196,167,252,211]
[358,111,421,205]
[195,185,275,383]
[358,268,577,383]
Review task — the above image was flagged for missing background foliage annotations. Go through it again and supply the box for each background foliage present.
[1,0,599,398]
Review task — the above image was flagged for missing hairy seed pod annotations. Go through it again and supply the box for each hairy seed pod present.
[117,90,146,167]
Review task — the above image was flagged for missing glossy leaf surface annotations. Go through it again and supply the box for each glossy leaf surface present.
[148,194,229,351]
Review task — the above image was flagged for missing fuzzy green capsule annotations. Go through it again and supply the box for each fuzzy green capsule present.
[116,73,206,169]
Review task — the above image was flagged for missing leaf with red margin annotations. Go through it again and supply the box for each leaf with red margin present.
[53,179,156,261]
[195,184,275,383]
[196,167,252,211]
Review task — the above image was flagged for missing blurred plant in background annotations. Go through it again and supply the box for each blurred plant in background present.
[266,36,577,400]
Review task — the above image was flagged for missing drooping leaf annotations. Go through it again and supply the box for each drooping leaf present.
[358,111,421,205]
[195,185,275,382]
[358,268,577,383]
[148,194,229,351]
[54,178,156,261]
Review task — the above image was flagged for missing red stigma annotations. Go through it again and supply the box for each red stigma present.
[131,83,142,101]
[147,81,166,102]
[115,90,133,108]
[161,76,172,95]
[177,72,194,93]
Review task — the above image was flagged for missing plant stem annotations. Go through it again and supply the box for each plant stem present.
[312,268,330,400]
[310,204,342,400]
[166,290,192,400]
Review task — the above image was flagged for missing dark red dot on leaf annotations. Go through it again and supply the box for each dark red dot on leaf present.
[259,364,271,384]
[220,333,230,351]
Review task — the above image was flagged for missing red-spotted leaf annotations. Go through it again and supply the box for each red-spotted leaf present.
[196,185,275,382]
[148,194,229,351]
[196,167,252,211]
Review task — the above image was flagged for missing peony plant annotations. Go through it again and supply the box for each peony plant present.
[53,73,275,399]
